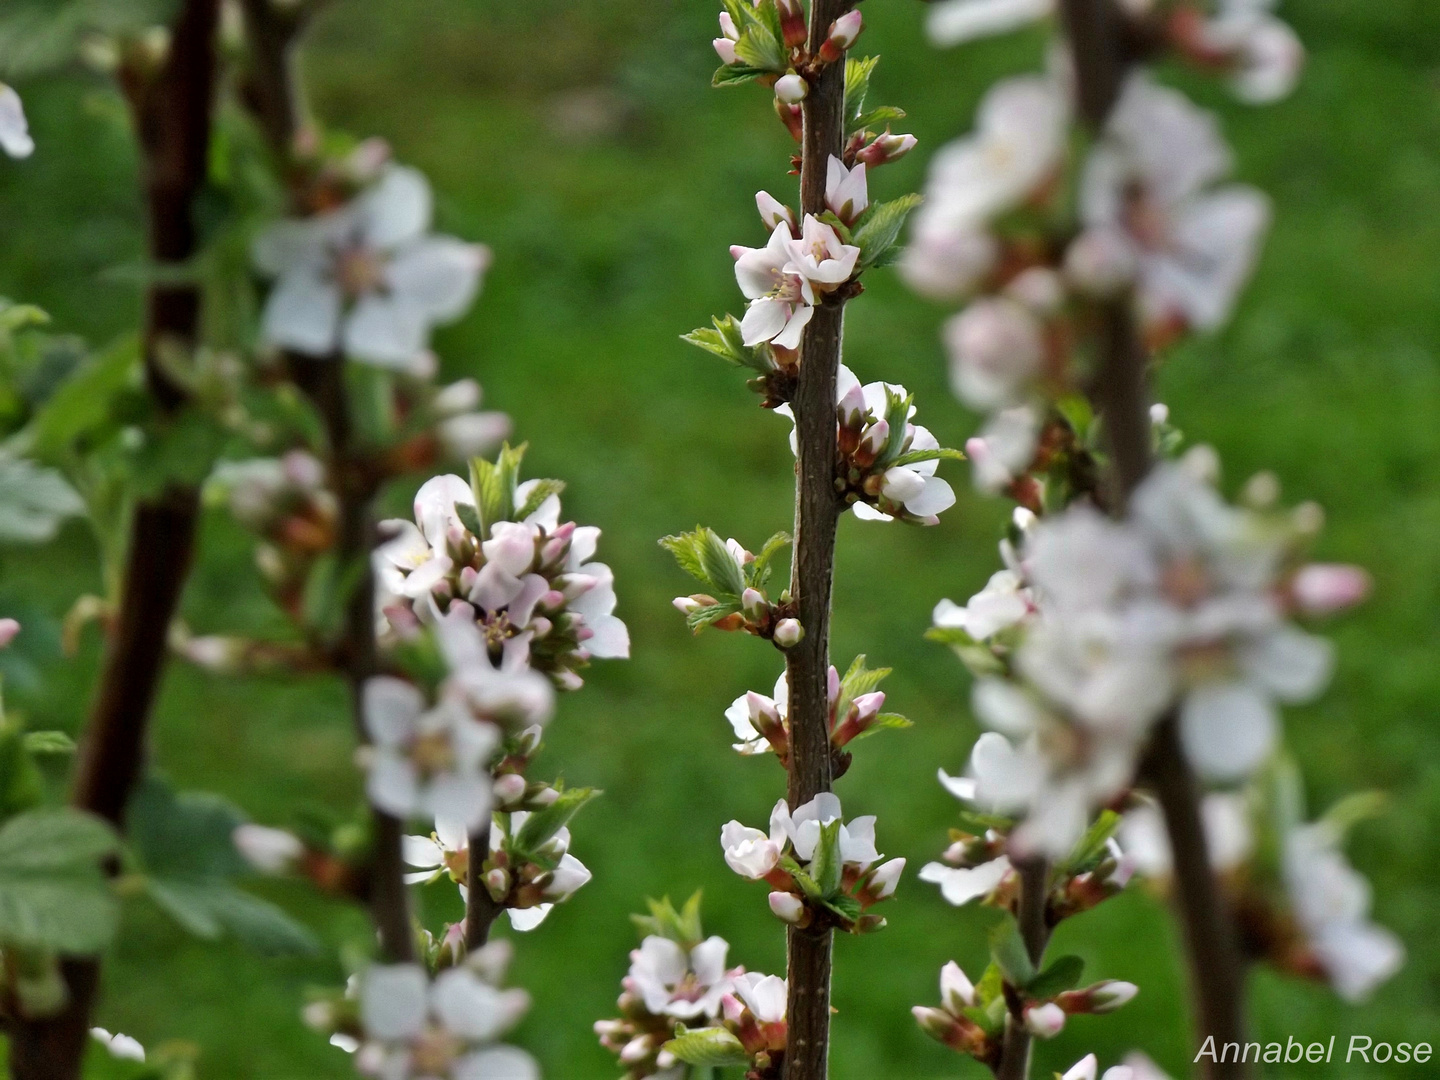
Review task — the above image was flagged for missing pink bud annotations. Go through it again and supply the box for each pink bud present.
[774,73,808,105]
[1023,1002,1066,1039]
[1292,563,1371,615]
[826,665,841,706]
[756,190,797,233]
[856,131,918,168]
[673,596,702,615]
[0,618,20,649]
[777,0,808,47]
[837,382,867,431]
[493,773,527,807]
[485,868,511,900]
[714,38,738,65]
[742,587,768,620]
[940,961,975,1013]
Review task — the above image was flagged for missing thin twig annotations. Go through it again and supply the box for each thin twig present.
[782,3,855,1078]
[1057,2,1252,1075]
[995,859,1051,1080]
[7,3,223,1077]
[464,843,504,950]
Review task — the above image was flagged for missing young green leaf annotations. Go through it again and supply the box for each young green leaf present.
[662,1028,751,1068]
[810,818,844,896]
[989,915,1037,987]
[1026,954,1085,999]
[513,787,600,861]
[0,808,120,952]
[852,194,924,268]
[514,478,565,523]
[698,529,746,598]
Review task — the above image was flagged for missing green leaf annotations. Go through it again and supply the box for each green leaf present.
[513,788,599,862]
[22,731,75,755]
[0,808,120,952]
[514,478,565,523]
[0,453,86,544]
[698,529,746,597]
[974,961,1006,1008]
[821,892,862,924]
[470,442,527,536]
[145,878,318,954]
[660,529,709,586]
[662,1028,751,1068]
[1026,954,1085,999]
[891,447,967,468]
[732,26,785,73]
[877,389,914,465]
[0,723,45,818]
[989,916,1036,987]
[853,105,907,131]
[686,601,741,633]
[839,654,891,701]
[25,336,139,458]
[128,778,248,881]
[1063,809,1121,875]
[0,0,179,80]
[811,819,843,896]
[711,64,765,88]
[681,315,772,373]
[454,500,484,538]
[847,712,913,742]
[955,809,1015,836]
[852,194,924,268]
[844,56,881,128]
[632,891,706,947]
[747,531,791,591]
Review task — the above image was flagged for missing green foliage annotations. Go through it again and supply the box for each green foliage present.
[988,915,1036,987]
[720,0,786,75]
[681,315,774,374]
[128,778,318,955]
[631,891,705,948]
[1062,809,1122,876]
[844,56,881,132]
[852,195,925,269]
[0,453,85,543]
[0,0,178,79]
[1027,954,1085,999]
[512,787,600,867]
[662,1027,751,1068]
[0,807,119,953]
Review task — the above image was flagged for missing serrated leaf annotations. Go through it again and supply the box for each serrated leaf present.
[712,64,765,88]
[513,788,599,859]
[732,27,785,73]
[660,529,709,586]
[852,194,924,268]
[662,1028,751,1068]
[682,315,772,373]
[1026,954,1085,999]
[840,654,891,700]
[21,731,75,755]
[844,56,880,128]
[1063,809,1121,875]
[0,808,120,952]
[853,105,906,130]
[989,916,1036,987]
[891,447,967,468]
[698,529,745,598]
[847,712,913,742]
[821,892,862,925]
[631,891,706,946]
[686,601,741,633]
[747,531,791,590]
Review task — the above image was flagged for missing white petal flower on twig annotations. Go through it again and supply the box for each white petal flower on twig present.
[254,166,489,368]
[626,936,736,1021]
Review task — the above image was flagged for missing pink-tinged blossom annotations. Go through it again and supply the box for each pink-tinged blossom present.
[784,215,860,292]
[713,11,741,65]
[1079,74,1270,332]
[733,972,787,1024]
[1024,1001,1066,1038]
[254,165,489,369]
[358,956,536,1080]
[0,618,19,649]
[0,85,33,159]
[626,936,736,1021]
[943,296,1046,411]
[774,73,808,105]
[933,568,1034,644]
[1197,1,1305,104]
[825,157,869,225]
[755,191,796,233]
[1290,563,1370,615]
[1062,1053,1141,1080]
[734,222,815,349]
[966,404,1042,493]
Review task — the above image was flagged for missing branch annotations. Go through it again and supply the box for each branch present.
[237,0,310,176]
[1057,2,1251,1075]
[7,3,223,1077]
[995,859,1051,1080]
[783,4,855,1078]
[465,831,504,949]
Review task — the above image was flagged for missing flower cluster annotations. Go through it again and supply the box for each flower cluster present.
[724,655,908,774]
[346,943,537,1080]
[721,793,902,933]
[376,445,629,688]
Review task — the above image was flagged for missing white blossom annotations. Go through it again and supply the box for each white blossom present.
[1201,1,1305,104]
[784,214,860,293]
[944,297,1046,411]
[1062,1053,1139,1080]
[924,0,1052,48]
[725,671,789,755]
[254,165,489,368]
[965,403,1042,492]
[91,1028,145,1063]
[933,569,1034,643]
[358,958,536,1080]
[1117,793,1254,878]
[825,157,869,225]
[1079,74,1270,332]
[233,824,305,875]
[732,972,787,1024]
[0,85,34,159]
[362,676,499,831]
[1284,821,1405,1002]
[626,936,736,1021]
[734,222,815,349]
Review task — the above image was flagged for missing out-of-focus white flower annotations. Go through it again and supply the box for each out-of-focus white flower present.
[362,676,499,830]
[0,618,19,649]
[1121,1052,1172,1080]
[1199,1,1305,104]
[933,569,1034,643]
[233,824,305,875]
[254,166,489,368]
[91,1028,145,1062]
[1062,1053,1141,1080]
[965,403,1042,493]
[358,961,536,1080]
[1284,821,1405,1002]
[905,74,1069,302]
[925,0,1052,48]
[920,850,1013,906]
[0,85,34,159]
[732,972,787,1024]
[626,936,736,1021]
[1079,74,1270,332]
[1118,793,1254,879]
[943,297,1046,411]
[1290,563,1370,615]
[734,222,816,349]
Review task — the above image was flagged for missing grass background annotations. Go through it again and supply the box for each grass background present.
[1,0,1438,1076]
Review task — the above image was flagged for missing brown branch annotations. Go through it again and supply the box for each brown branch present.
[7,3,223,1077]
[1057,3,1251,1076]
[465,832,504,949]
[238,0,309,173]
[782,4,855,1079]
[995,859,1051,1080]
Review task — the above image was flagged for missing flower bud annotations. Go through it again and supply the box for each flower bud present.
[484,867,511,901]
[819,10,864,63]
[1292,563,1371,615]
[768,891,806,924]
[854,419,889,468]
[742,587,768,621]
[939,961,975,1013]
[756,190,797,233]
[233,824,304,875]
[865,856,905,900]
[493,773,528,807]
[856,131,918,168]
[774,73,808,105]
[775,99,804,142]
[1088,980,1139,1013]
[880,467,927,506]
[0,618,19,649]
[434,378,483,415]
[1023,1002,1066,1039]
[773,618,803,648]
[777,0,808,48]
[714,37,739,65]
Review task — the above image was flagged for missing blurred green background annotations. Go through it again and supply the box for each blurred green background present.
[1,0,1438,1076]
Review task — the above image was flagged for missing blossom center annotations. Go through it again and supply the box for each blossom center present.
[1161,557,1211,608]
[411,731,457,777]
[334,244,387,298]
[409,1025,462,1074]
